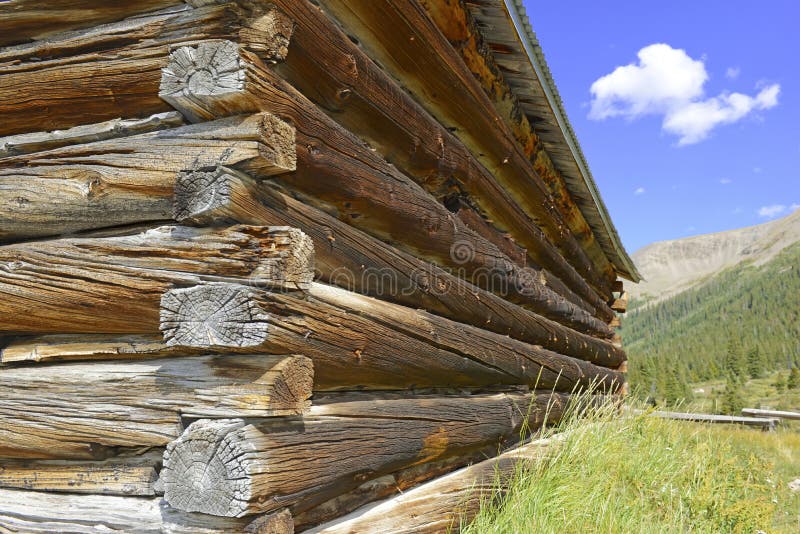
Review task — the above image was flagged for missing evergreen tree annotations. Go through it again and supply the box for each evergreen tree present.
[788,367,800,390]
[720,376,744,415]
[747,346,764,378]
[724,338,746,383]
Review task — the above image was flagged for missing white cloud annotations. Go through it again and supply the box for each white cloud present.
[589,44,780,145]
[758,204,786,218]
[725,67,740,79]
[719,178,732,184]
[634,187,646,195]
[753,167,763,174]
[791,203,800,211]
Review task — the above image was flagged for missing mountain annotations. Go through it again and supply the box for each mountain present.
[621,210,800,403]
[630,209,800,305]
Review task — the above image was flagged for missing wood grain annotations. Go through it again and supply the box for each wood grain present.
[317,0,614,297]
[161,392,568,517]
[0,112,295,243]
[0,225,312,334]
[0,488,292,533]
[173,167,626,367]
[159,39,613,338]
[0,1,292,136]
[0,354,312,459]
[270,0,614,321]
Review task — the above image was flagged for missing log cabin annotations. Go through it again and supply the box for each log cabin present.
[0,0,640,531]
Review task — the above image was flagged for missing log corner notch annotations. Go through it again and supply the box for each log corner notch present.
[173,164,257,224]
[161,418,251,517]
[160,283,270,348]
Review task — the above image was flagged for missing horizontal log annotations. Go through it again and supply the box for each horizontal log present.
[0,224,312,334]
[0,0,182,47]
[161,283,515,390]
[159,39,611,338]
[174,167,626,367]
[0,450,162,496]
[0,1,292,135]
[0,334,185,364]
[269,0,614,321]
[317,0,615,296]
[161,282,623,390]
[0,354,312,459]
[742,408,800,421]
[161,392,569,517]
[0,112,294,242]
[420,0,617,282]
[291,452,490,530]
[0,111,184,157]
[646,411,779,430]
[308,436,557,534]
[306,283,623,391]
[0,488,292,533]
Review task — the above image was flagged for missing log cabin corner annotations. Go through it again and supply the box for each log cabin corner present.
[0,0,639,531]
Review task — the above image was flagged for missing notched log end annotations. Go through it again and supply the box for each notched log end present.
[245,6,295,62]
[255,112,296,175]
[160,40,247,122]
[159,284,270,348]
[162,418,251,517]
[271,355,314,413]
[173,166,236,224]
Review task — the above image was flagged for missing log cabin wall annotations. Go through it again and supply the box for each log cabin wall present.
[0,0,636,531]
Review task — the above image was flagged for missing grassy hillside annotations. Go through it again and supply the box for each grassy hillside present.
[465,404,800,533]
[622,241,800,404]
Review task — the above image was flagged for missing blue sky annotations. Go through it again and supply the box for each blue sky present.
[523,0,799,252]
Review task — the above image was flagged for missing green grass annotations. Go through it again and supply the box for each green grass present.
[685,371,800,415]
[463,401,800,533]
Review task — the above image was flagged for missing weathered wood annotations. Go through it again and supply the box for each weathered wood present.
[161,283,515,390]
[0,2,293,136]
[610,291,629,313]
[0,0,182,47]
[0,112,295,242]
[0,334,186,364]
[159,40,613,338]
[308,436,556,533]
[161,392,568,517]
[317,0,615,297]
[647,411,779,430]
[292,450,492,530]
[0,224,312,334]
[173,167,626,367]
[0,450,162,496]
[306,283,623,392]
[608,315,621,328]
[0,488,292,533]
[420,0,617,282]
[161,282,623,390]
[0,354,313,459]
[0,111,184,157]
[742,408,800,421]
[269,0,614,322]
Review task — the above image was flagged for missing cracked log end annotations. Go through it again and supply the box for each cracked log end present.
[162,418,252,517]
[245,6,295,61]
[159,284,269,348]
[173,166,236,223]
[160,40,246,122]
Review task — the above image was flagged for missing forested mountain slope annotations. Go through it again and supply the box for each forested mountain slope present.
[623,233,800,400]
